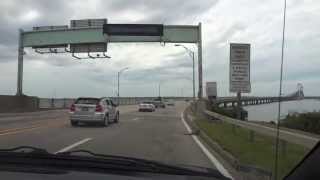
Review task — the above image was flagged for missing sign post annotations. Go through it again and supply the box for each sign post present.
[236,92,242,119]
[229,43,251,119]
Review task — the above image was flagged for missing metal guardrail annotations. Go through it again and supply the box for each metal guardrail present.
[203,110,319,148]
[185,105,273,180]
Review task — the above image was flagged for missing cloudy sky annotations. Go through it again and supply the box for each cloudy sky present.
[0,0,319,98]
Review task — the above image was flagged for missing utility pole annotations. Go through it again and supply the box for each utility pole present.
[198,22,203,99]
[117,67,129,105]
[192,52,195,100]
[158,83,161,97]
[117,71,120,104]
[174,44,196,101]
[17,29,24,96]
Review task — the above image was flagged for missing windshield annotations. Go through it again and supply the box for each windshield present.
[142,101,153,104]
[75,98,100,104]
[0,0,319,180]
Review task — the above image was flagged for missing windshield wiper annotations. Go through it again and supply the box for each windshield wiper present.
[58,149,153,163]
[0,146,49,154]
[57,149,228,178]
[0,147,229,179]
[58,150,158,170]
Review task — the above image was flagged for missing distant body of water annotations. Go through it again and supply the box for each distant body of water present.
[244,99,320,122]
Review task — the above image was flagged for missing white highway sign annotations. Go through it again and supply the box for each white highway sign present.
[229,43,251,93]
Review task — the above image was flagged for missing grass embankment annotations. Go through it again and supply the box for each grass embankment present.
[195,118,309,179]
[281,112,320,135]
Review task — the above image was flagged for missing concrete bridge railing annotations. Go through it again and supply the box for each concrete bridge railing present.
[39,97,191,109]
[214,87,306,108]
[215,96,303,108]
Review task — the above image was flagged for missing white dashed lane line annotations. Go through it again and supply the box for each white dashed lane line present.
[54,138,92,154]
[132,117,140,121]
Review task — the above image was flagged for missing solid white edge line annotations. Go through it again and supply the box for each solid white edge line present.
[181,113,233,179]
[54,138,92,154]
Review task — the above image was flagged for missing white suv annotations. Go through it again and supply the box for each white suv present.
[138,101,156,112]
[69,97,119,127]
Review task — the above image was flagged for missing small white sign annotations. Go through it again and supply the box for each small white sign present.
[230,43,251,93]
[206,82,217,97]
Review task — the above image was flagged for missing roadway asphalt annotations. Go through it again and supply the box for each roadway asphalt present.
[0,102,214,169]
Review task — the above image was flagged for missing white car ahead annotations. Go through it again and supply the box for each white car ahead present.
[69,97,119,127]
[138,101,155,112]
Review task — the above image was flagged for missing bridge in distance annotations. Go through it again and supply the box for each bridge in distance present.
[212,83,320,108]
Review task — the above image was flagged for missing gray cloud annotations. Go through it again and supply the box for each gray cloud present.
[104,0,218,23]
[0,0,73,46]
[0,0,319,98]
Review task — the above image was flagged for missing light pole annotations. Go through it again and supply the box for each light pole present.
[117,67,129,105]
[158,83,161,97]
[175,44,195,101]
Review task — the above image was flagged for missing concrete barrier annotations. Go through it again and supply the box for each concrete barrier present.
[39,98,74,109]
[0,95,39,113]
[38,98,145,109]
[0,96,191,112]
[38,97,192,109]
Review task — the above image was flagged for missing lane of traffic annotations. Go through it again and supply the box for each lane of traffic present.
[0,105,156,153]
[0,105,136,132]
[0,101,214,169]
[71,104,214,168]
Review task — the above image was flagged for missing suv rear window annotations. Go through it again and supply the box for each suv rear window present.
[75,98,100,105]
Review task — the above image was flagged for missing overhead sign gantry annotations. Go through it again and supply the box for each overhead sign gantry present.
[17,18,203,98]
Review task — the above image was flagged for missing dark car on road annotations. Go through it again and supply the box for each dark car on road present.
[153,100,166,108]
[165,99,175,106]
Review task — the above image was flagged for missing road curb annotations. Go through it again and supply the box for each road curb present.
[182,108,237,178]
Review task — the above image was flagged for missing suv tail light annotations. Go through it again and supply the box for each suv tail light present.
[95,104,103,112]
[70,104,75,112]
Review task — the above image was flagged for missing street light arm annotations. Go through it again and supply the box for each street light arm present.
[175,44,196,101]
[117,67,129,105]
[183,47,194,59]
[175,44,194,59]
[119,67,129,75]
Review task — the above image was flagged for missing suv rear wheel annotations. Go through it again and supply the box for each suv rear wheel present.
[71,121,78,126]
[114,112,119,123]
[103,115,109,127]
